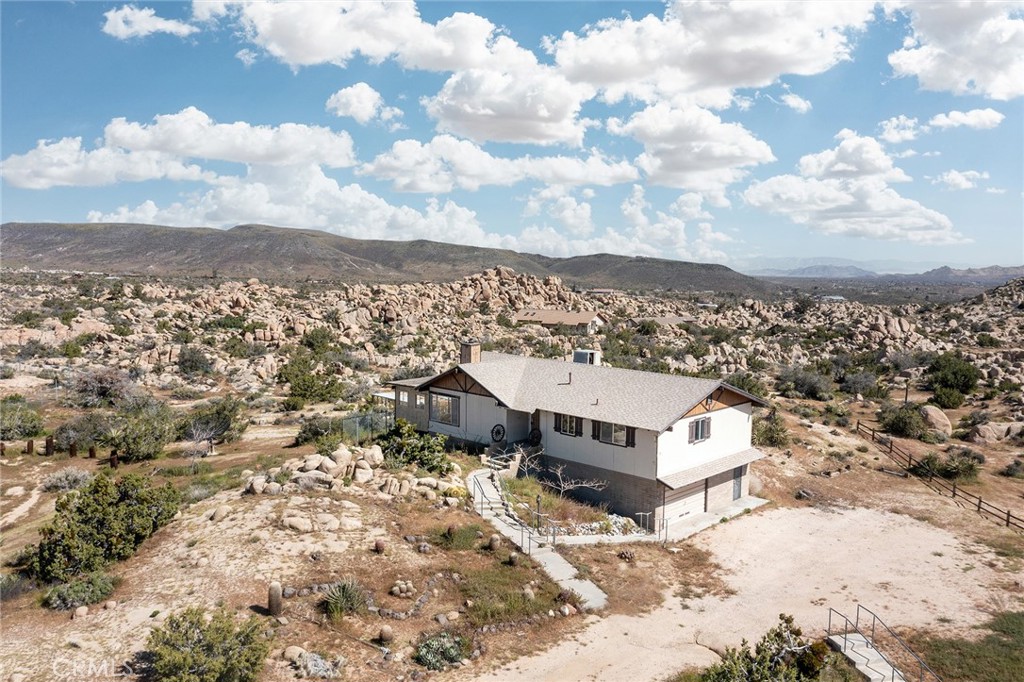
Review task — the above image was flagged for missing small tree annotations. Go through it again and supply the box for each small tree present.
[69,368,136,407]
[545,463,608,498]
[926,353,982,395]
[102,397,176,462]
[378,419,452,474]
[145,607,270,682]
[177,396,248,457]
[177,345,212,376]
[753,410,790,447]
[878,402,926,440]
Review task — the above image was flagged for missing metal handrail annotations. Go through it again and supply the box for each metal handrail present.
[827,606,942,682]
[856,605,942,682]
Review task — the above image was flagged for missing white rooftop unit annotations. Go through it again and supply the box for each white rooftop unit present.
[572,349,602,366]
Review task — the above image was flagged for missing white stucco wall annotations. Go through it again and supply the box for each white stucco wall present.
[656,402,753,478]
[428,390,508,444]
[539,410,658,479]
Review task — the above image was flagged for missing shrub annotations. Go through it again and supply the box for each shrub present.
[321,580,366,620]
[0,397,44,439]
[701,614,825,682]
[29,473,180,583]
[103,397,176,462]
[1001,459,1024,479]
[295,416,346,446]
[41,468,94,492]
[378,419,452,474]
[725,372,766,398]
[976,333,1001,348]
[41,572,116,610]
[145,607,270,682]
[69,368,135,407]
[281,396,305,412]
[301,326,336,354]
[177,345,212,376]
[176,396,247,445]
[927,353,982,395]
[878,403,926,440]
[277,348,345,402]
[752,411,790,448]
[840,371,886,399]
[59,340,83,358]
[636,319,659,336]
[910,449,981,482]
[776,366,832,401]
[416,632,469,671]
[932,386,965,409]
[53,412,111,451]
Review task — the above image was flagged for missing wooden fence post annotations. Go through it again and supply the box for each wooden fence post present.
[109,449,119,469]
[951,482,957,499]
[1008,510,1013,528]
[69,442,77,458]
[25,439,34,455]
[45,435,55,456]
[0,442,5,457]
[88,445,97,459]
[977,497,982,512]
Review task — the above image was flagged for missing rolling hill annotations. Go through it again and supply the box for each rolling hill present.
[0,222,770,295]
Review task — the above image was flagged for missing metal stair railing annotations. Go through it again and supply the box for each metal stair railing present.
[827,606,942,682]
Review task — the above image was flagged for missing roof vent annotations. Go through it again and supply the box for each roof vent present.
[572,349,602,366]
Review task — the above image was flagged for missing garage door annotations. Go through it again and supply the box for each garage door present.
[662,480,705,522]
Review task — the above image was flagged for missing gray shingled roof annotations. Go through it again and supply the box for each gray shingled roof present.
[657,447,766,489]
[422,351,759,433]
[514,309,607,326]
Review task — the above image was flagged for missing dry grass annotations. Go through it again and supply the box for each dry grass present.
[503,475,608,525]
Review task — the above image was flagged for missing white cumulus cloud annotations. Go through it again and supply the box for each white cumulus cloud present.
[326,83,403,126]
[744,130,966,245]
[932,169,990,190]
[1,108,356,189]
[102,5,198,39]
[608,103,774,200]
[887,2,1024,100]
[928,108,1005,129]
[878,115,921,143]
[781,93,813,114]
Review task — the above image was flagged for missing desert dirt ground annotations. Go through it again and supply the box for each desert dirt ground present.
[466,505,1016,682]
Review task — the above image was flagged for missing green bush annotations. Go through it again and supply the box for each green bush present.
[321,580,366,620]
[145,607,270,682]
[0,396,44,439]
[910,449,981,482]
[878,403,926,440]
[295,415,346,445]
[103,397,176,462]
[42,572,116,610]
[776,366,832,401]
[416,632,469,671]
[277,348,345,402]
[30,473,180,583]
[176,396,247,444]
[752,410,790,448]
[700,614,828,682]
[59,340,83,358]
[1000,458,1024,479]
[725,372,767,398]
[177,345,213,376]
[301,326,336,354]
[281,396,305,412]
[53,412,111,451]
[976,333,1001,348]
[927,353,982,395]
[932,386,965,409]
[69,367,135,407]
[840,371,887,399]
[378,419,452,474]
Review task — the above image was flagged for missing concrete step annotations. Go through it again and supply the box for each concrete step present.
[827,634,906,682]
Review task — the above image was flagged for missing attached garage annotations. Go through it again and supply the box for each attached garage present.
[662,480,705,522]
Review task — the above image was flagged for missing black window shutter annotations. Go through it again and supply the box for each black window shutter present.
[574,417,583,437]
[705,418,712,438]
[592,420,600,440]
[554,413,562,432]
[688,421,696,444]
[626,427,636,448]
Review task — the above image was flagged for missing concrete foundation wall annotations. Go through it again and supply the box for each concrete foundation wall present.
[540,453,662,520]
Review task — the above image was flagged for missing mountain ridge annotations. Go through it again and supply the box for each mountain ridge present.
[0,222,769,295]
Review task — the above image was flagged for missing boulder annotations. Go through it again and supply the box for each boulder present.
[363,444,385,467]
[211,505,231,522]
[301,455,324,472]
[920,405,952,436]
[283,516,313,533]
[353,467,374,484]
[284,646,306,663]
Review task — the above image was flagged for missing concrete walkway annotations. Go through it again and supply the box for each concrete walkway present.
[827,633,907,682]
[466,468,769,610]
[467,469,608,610]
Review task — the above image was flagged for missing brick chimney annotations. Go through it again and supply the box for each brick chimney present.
[460,339,481,364]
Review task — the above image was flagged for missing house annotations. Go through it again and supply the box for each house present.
[513,309,609,335]
[393,341,768,531]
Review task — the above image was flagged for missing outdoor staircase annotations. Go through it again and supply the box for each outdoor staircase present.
[827,632,906,682]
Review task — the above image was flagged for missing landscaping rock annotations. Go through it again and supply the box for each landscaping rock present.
[211,505,230,522]
[283,645,306,663]
[920,405,952,436]
[283,516,313,533]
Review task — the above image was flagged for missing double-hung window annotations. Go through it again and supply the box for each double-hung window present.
[399,390,409,405]
[415,394,426,409]
[592,420,636,447]
[430,393,459,426]
[554,413,582,437]
[689,417,711,443]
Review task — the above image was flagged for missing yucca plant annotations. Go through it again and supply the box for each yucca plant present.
[321,580,366,620]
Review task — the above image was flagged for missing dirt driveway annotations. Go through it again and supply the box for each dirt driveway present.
[469,506,1012,682]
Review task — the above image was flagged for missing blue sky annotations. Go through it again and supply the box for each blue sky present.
[2,1,1022,270]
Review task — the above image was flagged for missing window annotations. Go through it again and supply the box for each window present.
[430,393,459,426]
[554,413,582,436]
[399,390,409,405]
[415,394,426,408]
[689,417,711,443]
[593,420,636,447]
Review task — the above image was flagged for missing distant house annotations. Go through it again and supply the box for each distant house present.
[513,309,609,335]
[391,342,768,531]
